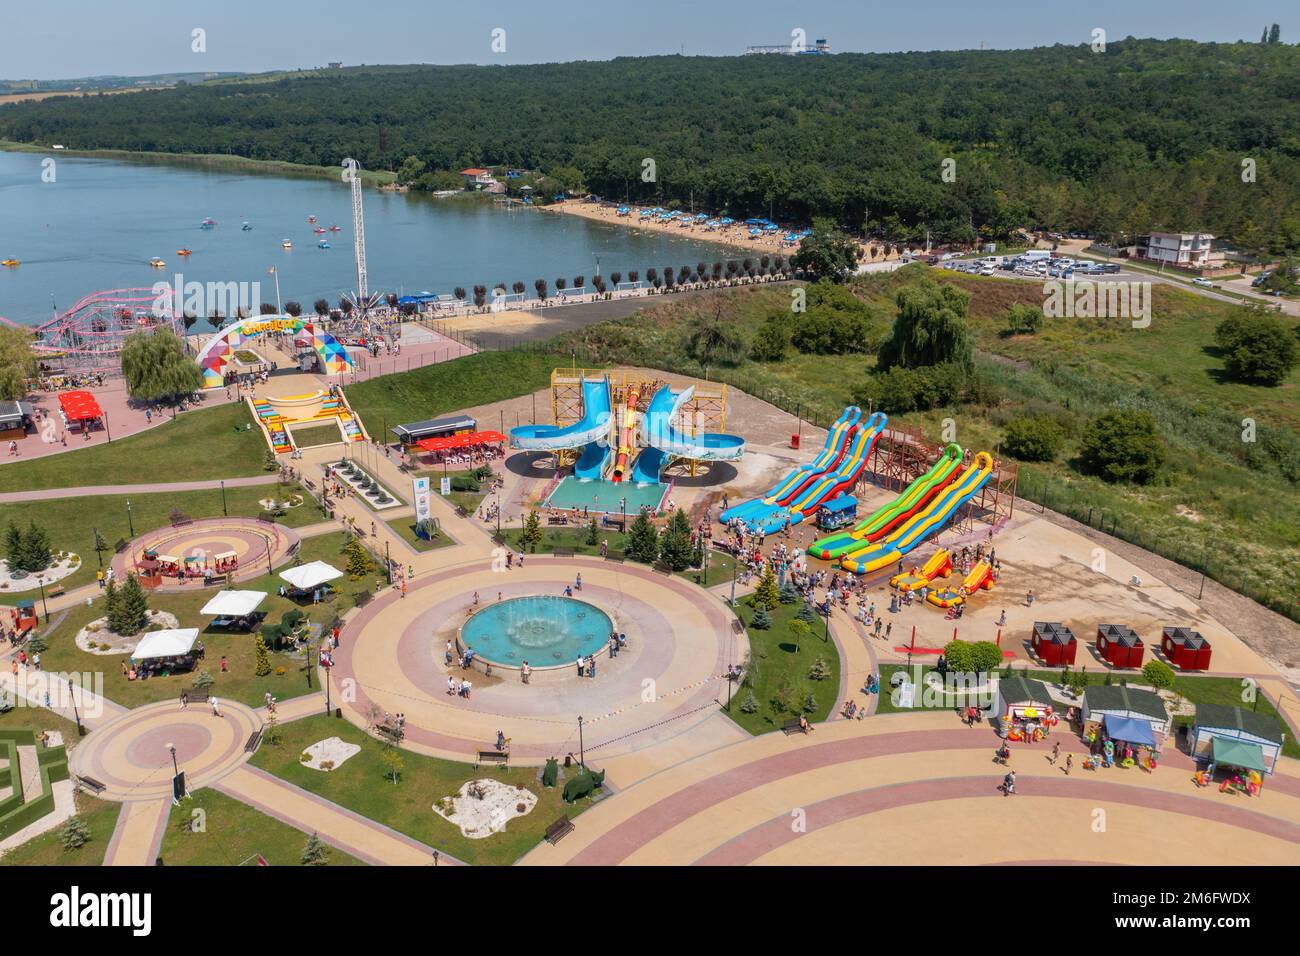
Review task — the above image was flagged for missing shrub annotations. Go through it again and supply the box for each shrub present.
[854,363,966,414]
[1002,415,1066,462]
[1141,659,1175,690]
[739,691,759,714]
[750,607,773,629]
[1078,410,1166,484]
[1005,302,1043,335]
[749,313,792,361]
[61,817,92,852]
[193,669,215,689]
[1214,311,1298,386]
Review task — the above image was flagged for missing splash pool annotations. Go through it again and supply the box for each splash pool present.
[459,595,612,667]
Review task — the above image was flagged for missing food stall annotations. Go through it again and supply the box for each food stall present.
[129,627,201,679]
[1161,626,1212,671]
[1081,685,1169,767]
[1192,704,1283,782]
[1031,622,1077,666]
[995,675,1057,741]
[1096,623,1144,668]
[57,390,105,434]
[200,590,267,632]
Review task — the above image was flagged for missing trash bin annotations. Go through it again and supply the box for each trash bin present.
[791,433,801,449]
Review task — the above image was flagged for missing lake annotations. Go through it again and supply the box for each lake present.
[0,150,734,325]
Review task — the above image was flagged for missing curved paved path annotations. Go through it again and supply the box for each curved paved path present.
[69,698,262,802]
[522,712,1300,866]
[332,555,746,763]
[0,475,279,503]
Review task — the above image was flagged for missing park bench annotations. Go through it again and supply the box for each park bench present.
[76,775,107,796]
[243,729,263,753]
[781,717,806,736]
[171,518,193,528]
[46,584,66,598]
[553,547,576,558]
[544,816,575,845]
[454,505,469,518]
[185,687,210,704]
[546,515,569,526]
[604,553,625,563]
[731,619,745,634]
[475,750,510,768]
[653,562,674,576]
[375,722,404,744]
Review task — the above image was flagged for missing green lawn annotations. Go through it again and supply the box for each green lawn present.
[385,517,455,553]
[346,349,560,439]
[0,402,266,492]
[36,532,363,709]
[0,793,120,867]
[250,714,598,866]
[159,787,365,866]
[289,423,344,448]
[504,526,629,557]
[0,481,327,591]
[728,598,840,735]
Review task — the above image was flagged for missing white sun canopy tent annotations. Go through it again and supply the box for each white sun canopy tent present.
[280,561,343,591]
[200,591,267,617]
[132,628,200,661]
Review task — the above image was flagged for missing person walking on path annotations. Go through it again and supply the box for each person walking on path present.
[210,695,221,717]
[1049,741,1061,765]
[1002,770,1016,796]
[1064,753,1073,776]
[180,691,189,710]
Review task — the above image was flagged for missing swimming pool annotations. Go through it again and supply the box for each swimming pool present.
[459,595,612,668]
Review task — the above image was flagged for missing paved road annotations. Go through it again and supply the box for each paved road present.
[0,474,279,503]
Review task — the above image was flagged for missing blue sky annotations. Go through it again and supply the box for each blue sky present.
[0,0,1292,80]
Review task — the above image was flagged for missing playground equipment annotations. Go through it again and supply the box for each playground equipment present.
[721,406,860,527]
[810,442,963,560]
[890,549,952,592]
[249,386,368,455]
[196,314,352,388]
[509,370,742,491]
[926,559,995,608]
[839,452,995,574]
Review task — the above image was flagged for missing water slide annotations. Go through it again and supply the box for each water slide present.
[509,377,613,472]
[751,412,888,535]
[720,406,860,526]
[839,452,994,575]
[809,443,964,560]
[575,440,613,481]
[610,385,642,482]
[632,384,746,484]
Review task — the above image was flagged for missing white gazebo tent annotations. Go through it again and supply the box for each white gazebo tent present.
[280,561,343,592]
[201,591,267,617]
[131,628,200,661]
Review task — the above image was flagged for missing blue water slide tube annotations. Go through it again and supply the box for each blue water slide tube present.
[575,441,613,481]
[509,376,612,452]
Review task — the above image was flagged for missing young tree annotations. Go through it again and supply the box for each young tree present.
[752,563,780,610]
[1002,415,1066,462]
[788,618,811,653]
[521,510,544,552]
[109,574,148,635]
[658,509,694,571]
[1214,310,1298,386]
[750,606,773,630]
[253,634,272,677]
[0,326,38,402]
[343,537,374,579]
[1141,659,1175,690]
[626,511,660,564]
[380,746,404,785]
[301,831,330,865]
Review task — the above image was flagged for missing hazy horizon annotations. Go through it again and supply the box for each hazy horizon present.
[0,0,1291,82]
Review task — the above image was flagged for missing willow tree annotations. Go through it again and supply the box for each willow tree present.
[119,327,204,404]
[0,326,37,401]
[876,279,974,373]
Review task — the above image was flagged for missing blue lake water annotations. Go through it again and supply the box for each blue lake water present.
[0,150,732,325]
[461,595,611,667]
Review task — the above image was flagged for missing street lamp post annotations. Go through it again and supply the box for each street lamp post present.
[68,677,84,736]
[126,500,135,538]
[220,480,228,517]
[168,743,179,778]
[37,576,49,623]
[93,527,104,569]
[577,715,585,769]
[729,554,738,606]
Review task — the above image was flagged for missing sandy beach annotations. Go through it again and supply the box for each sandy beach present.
[544,197,915,265]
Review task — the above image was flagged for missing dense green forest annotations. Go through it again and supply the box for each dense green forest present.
[4,40,1300,250]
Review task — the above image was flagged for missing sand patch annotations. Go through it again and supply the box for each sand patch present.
[299,736,361,771]
[433,778,538,838]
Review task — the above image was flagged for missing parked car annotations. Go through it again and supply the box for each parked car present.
[1192,277,1216,288]
[1251,272,1273,287]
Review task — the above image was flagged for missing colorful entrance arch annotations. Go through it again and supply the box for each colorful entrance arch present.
[195,315,353,387]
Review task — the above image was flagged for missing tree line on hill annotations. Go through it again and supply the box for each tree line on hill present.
[4,40,1299,253]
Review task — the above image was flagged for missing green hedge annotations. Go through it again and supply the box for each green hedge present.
[0,729,70,841]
